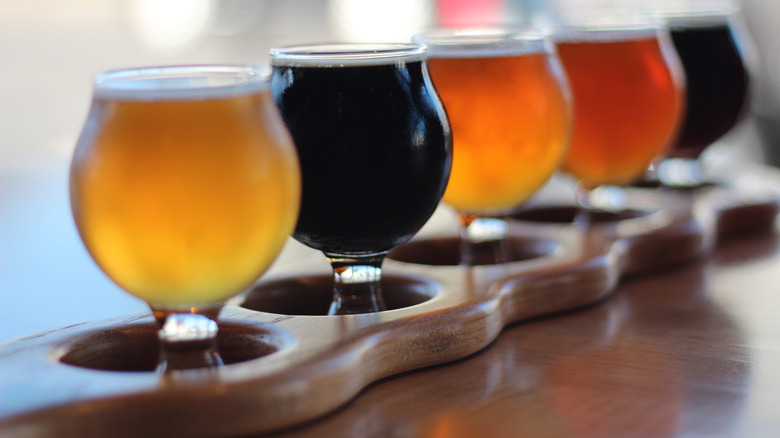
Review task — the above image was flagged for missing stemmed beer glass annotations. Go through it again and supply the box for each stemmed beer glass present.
[269,44,452,315]
[70,65,301,372]
[654,9,750,187]
[553,21,685,219]
[412,29,571,265]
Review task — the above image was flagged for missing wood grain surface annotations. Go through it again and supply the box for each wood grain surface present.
[1,167,778,437]
[269,229,780,438]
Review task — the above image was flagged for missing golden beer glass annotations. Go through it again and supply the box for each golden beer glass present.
[554,21,685,217]
[412,29,571,265]
[70,65,301,372]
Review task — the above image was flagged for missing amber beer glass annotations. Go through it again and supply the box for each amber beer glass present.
[412,29,571,264]
[555,23,684,212]
[70,65,301,371]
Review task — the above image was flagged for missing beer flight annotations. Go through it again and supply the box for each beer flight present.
[68,10,749,371]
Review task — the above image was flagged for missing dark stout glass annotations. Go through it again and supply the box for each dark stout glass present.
[271,46,451,256]
[270,44,451,315]
[667,14,750,158]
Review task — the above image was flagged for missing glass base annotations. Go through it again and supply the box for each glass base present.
[153,309,224,372]
[657,158,705,188]
[326,253,387,315]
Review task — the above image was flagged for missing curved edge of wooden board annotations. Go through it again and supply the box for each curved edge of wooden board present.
[0,167,778,437]
[0,230,621,437]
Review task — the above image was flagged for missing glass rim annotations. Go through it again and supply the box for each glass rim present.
[412,27,552,58]
[269,43,426,67]
[550,20,661,43]
[92,64,269,100]
[655,10,735,27]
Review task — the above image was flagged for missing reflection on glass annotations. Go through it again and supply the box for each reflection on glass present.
[70,65,301,372]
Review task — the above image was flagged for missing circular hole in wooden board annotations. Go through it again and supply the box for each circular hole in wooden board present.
[510,205,651,224]
[56,321,285,372]
[388,235,560,266]
[240,273,441,316]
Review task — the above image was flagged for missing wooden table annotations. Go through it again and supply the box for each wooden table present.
[3,3,780,437]
[2,169,780,437]
[268,228,780,438]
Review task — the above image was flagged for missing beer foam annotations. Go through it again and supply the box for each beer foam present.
[412,29,551,58]
[93,65,269,101]
[270,43,426,67]
[552,24,659,44]
[662,12,731,29]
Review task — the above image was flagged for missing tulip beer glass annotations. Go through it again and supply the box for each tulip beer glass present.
[658,11,750,186]
[270,44,452,314]
[555,22,684,215]
[413,29,571,264]
[70,65,301,371]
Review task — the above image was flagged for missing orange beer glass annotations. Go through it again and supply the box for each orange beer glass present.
[70,65,301,371]
[555,22,684,211]
[413,29,571,264]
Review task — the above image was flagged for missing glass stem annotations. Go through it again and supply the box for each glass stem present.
[573,181,596,228]
[637,156,663,186]
[657,157,705,188]
[326,253,387,315]
[153,306,224,373]
[574,182,627,227]
[457,214,511,266]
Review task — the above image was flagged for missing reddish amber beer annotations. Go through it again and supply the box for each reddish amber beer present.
[556,25,684,188]
[414,30,571,216]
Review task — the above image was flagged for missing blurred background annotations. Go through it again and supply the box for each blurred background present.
[1,0,778,342]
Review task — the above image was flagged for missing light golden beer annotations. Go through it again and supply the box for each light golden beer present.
[70,67,301,309]
[416,31,570,215]
[556,28,684,187]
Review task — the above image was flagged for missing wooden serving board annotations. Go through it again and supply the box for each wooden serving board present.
[1,166,778,438]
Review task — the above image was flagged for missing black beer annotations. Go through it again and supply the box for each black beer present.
[270,44,452,256]
[668,15,750,158]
